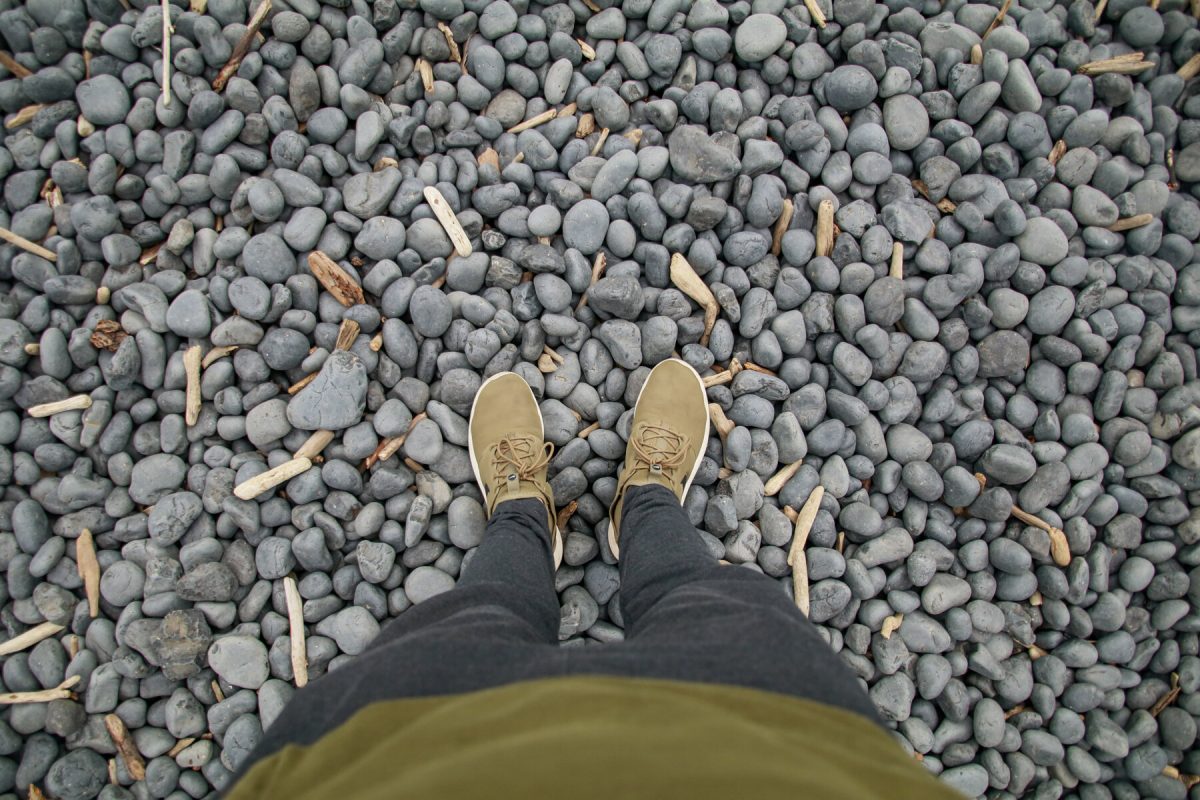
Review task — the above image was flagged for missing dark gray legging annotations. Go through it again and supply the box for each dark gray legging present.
[241,484,879,771]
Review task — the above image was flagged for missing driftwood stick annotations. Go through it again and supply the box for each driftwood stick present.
[1011,505,1070,566]
[308,251,365,306]
[815,199,835,257]
[161,0,172,106]
[670,253,719,345]
[889,241,904,279]
[707,404,734,440]
[5,103,44,129]
[1178,53,1200,79]
[363,412,427,469]
[803,0,826,27]
[334,318,360,351]
[764,459,805,497]
[183,345,202,426]
[1077,52,1155,75]
[1108,214,1154,232]
[293,430,335,461]
[212,0,271,92]
[201,345,237,368]
[416,58,433,92]
[590,127,610,156]
[507,108,558,134]
[28,395,91,418]
[283,576,308,688]
[423,186,473,257]
[771,198,794,257]
[105,713,146,780]
[787,486,825,616]
[0,675,80,705]
[982,0,1013,39]
[0,622,64,657]
[0,226,57,261]
[0,52,31,78]
[233,458,313,501]
[76,529,101,618]
[576,252,607,311]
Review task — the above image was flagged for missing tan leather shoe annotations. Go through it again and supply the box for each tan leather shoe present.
[607,359,709,559]
[468,372,561,567]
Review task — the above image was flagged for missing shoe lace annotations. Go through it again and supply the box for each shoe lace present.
[488,434,553,493]
[629,424,689,483]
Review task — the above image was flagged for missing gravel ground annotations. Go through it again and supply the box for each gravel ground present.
[0,0,1198,797]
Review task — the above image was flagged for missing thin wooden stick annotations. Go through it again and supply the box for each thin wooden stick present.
[437,22,460,63]
[1162,766,1200,791]
[707,404,734,440]
[577,421,600,439]
[889,241,904,279]
[167,737,197,758]
[308,251,365,306]
[507,108,558,134]
[5,103,44,129]
[0,622,64,657]
[363,413,427,470]
[590,128,610,157]
[1094,0,1109,19]
[1010,505,1070,566]
[212,0,271,92]
[787,486,825,616]
[1077,52,1155,75]
[288,372,318,395]
[576,113,595,138]
[28,395,91,418]
[1108,214,1154,232]
[183,345,202,426]
[0,226,56,261]
[803,0,826,28]
[0,675,79,705]
[0,52,31,78]
[670,253,719,345]
[294,430,335,461]
[76,529,101,618]
[542,345,564,365]
[982,0,1013,40]
[1150,672,1181,717]
[105,713,146,780]
[1048,139,1067,165]
[576,252,607,311]
[334,318,360,351]
[201,345,237,368]
[764,459,805,496]
[815,200,835,257]
[771,198,794,256]
[416,58,433,93]
[233,457,313,500]
[283,576,308,688]
[161,0,172,106]
[423,186,472,257]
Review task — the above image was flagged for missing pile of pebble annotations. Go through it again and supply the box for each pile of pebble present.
[0,0,1198,796]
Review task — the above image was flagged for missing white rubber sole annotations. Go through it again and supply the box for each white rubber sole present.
[468,372,563,568]
[607,359,711,560]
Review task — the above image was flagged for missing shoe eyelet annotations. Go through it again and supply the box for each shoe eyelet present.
[651,464,662,473]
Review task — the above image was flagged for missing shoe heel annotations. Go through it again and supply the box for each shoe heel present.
[606,519,620,561]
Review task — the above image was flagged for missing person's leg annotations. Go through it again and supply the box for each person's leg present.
[243,372,567,771]
[245,498,563,768]
[608,482,880,722]
[594,358,878,722]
